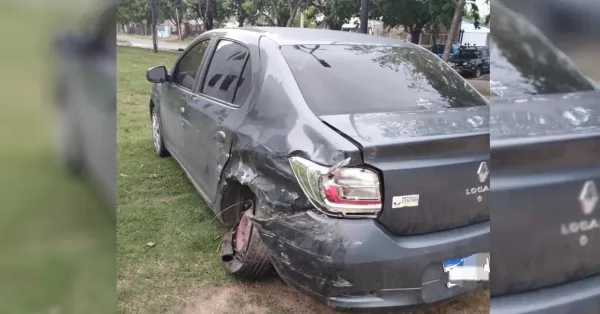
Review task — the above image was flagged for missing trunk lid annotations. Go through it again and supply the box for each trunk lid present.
[490,91,600,297]
[320,106,490,235]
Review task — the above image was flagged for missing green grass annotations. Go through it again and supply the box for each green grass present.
[117,47,238,314]
[0,2,115,314]
[478,88,491,96]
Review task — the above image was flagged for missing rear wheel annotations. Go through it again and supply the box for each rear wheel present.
[151,106,169,157]
[220,199,272,280]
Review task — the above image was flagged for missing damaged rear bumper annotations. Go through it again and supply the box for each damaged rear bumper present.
[251,211,489,311]
[491,274,600,314]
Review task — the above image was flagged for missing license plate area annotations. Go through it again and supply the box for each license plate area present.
[443,253,490,288]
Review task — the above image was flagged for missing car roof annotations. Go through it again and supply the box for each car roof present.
[204,27,418,48]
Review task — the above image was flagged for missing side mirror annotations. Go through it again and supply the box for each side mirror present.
[146,66,168,83]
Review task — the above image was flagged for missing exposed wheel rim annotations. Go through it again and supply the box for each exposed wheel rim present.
[234,211,253,262]
[152,113,161,152]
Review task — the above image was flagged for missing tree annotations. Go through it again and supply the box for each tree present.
[441,0,465,61]
[118,0,149,24]
[371,0,454,45]
[151,0,158,52]
[222,0,250,26]
[308,0,360,30]
[286,0,307,26]
[243,0,306,26]
[440,0,488,61]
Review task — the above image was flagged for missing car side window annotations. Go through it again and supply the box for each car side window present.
[172,40,210,90]
[201,40,250,104]
[232,59,252,106]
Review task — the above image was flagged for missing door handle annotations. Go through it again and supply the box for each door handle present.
[179,107,185,115]
[214,131,226,143]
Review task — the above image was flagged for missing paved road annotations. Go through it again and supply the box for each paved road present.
[117,35,187,51]
[466,74,490,92]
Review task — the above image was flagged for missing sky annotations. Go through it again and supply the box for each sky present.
[475,0,490,17]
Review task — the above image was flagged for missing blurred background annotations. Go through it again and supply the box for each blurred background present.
[500,0,600,81]
[0,0,115,313]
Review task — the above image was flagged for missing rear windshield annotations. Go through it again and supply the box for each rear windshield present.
[490,1,597,99]
[281,44,486,116]
[457,50,479,59]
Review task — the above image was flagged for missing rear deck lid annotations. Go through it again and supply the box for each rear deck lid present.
[320,107,490,235]
[490,2,600,297]
[490,92,600,297]
[281,43,490,235]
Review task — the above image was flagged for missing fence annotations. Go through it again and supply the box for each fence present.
[371,27,454,47]
[117,22,204,39]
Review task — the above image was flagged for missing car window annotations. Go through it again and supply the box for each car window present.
[281,44,486,116]
[458,50,479,59]
[233,59,252,106]
[172,40,210,90]
[201,40,250,104]
[490,1,596,99]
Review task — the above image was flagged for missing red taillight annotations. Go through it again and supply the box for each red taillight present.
[321,169,381,206]
[289,157,382,217]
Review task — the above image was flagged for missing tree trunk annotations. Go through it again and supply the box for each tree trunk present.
[238,2,247,27]
[286,0,300,27]
[327,20,343,31]
[151,0,158,53]
[205,0,214,31]
[197,0,204,31]
[176,8,182,41]
[276,11,289,27]
[410,28,422,45]
[286,8,298,27]
[359,0,369,34]
[442,0,466,62]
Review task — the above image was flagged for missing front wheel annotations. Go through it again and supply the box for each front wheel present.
[151,106,169,157]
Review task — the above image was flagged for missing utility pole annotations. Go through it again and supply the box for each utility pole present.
[300,12,305,28]
[360,0,370,34]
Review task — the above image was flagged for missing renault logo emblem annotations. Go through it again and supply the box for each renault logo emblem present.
[579,181,598,215]
[477,162,489,183]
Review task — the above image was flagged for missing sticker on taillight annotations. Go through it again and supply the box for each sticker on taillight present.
[392,195,420,208]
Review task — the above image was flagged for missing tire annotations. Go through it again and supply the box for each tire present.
[151,106,170,157]
[220,202,272,280]
[474,66,482,78]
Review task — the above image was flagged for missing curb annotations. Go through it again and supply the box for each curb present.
[117,41,183,52]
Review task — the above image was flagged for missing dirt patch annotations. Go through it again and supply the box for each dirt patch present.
[117,279,129,290]
[181,279,489,314]
[117,40,132,47]
[181,279,336,314]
